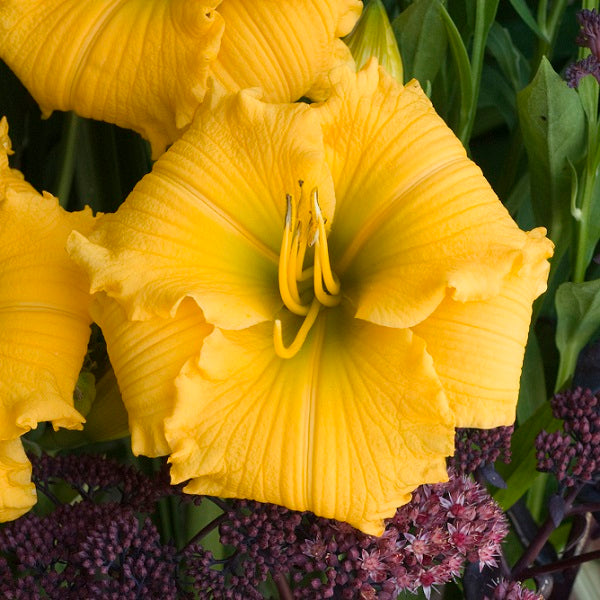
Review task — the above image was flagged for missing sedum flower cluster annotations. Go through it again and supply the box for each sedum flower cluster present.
[0,502,179,600]
[450,426,514,475]
[1,454,509,599]
[536,387,600,487]
[566,9,600,88]
[484,579,543,600]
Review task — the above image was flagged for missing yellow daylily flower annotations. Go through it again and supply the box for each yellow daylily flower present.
[68,62,552,535]
[0,0,361,158]
[0,0,224,158]
[0,118,95,520]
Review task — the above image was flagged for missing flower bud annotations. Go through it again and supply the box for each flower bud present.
[344,0,403,83]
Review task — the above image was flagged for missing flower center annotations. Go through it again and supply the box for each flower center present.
[273,186,341,359]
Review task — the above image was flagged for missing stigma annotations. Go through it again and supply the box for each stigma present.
[274,186,340,359]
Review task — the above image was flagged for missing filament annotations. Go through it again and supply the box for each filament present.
[278,195,309,316]
[273,298,321,359]
[311,188,340,295]
[313,243,341,307]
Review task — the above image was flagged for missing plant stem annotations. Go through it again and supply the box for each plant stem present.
[37,482,62,506]
[55,112,80,208]
[208,496,230,512]
[567,503,600,516]
[183,513,227,551]
[458,0,499,144]
[511,487,580,579]
[273,573,294,600]
[519,548,600,580]
[533,0,568,69]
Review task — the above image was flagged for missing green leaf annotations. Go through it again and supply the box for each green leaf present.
[576,73,599,128]
[486,23,530,92]
[494,401,561,510]
[478,0,501,36]
[73,371,96,418]
[517,330,547,423]
[507,0,548,41]
[517,57,586,247]
[392,0,447,86]
[505,173,530,218]
[439,2,473,141]
[479,66,518,129]
[555,279,600,389]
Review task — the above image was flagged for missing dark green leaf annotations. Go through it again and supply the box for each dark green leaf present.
[439,2,473,140]
[486,23,530,92]
[392,0,447,86]
[74,119,124,213]
[517,329,547,423]
[479,66,518,129]
[507,0,548,41]
[517,57,586,246]
[494,401,561,510]
[555,279,600,389]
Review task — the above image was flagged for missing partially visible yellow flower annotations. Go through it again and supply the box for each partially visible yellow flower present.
[210,0,363,101]
[0,0,361,157]
[0,117,95,520]
[0,0,224,158]
[0,439,36,522]
[68,62,552,535]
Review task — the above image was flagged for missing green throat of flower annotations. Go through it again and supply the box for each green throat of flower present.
[274,186,341,359]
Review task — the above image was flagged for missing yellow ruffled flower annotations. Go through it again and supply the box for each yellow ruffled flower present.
[0,0,361,158]
[68,62,553,535]
[0,117,95,521]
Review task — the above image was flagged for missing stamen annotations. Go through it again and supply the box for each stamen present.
[273,298,321,359]
[278,195,309,316]
[287,224,304,304]
[311,188,340,296]
[293,222,314,282]
[313,243,341,307]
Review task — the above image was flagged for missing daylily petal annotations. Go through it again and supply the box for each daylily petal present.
[0,0,224,157]
[413,229,553,428]
[313,61,544,328]
[91,294,212,457]
[0,438,36,522]
[68,90,334,329]
[210,0,362,101]
[1,124,94,438]
[166,308,455,535]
